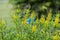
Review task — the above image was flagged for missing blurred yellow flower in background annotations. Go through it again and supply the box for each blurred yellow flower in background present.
[32,25,36,33]
[54,14,59,26]
[47,12,52,21]
[13,15,17,20]
[40,15,45,23]
[45,20,49,27]
[30,11,35,19]
[22,19,27,25]
[55,17,59,25]
[53,35,58,40]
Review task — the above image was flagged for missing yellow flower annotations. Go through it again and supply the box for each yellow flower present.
[40,15,45,23]
[22,19,27,25]
[45,20,49,27]
[55,17,59,25]
[30,11,35,19]
[47,12,52,21]
[13,15,17,20]
[32,25,36,33]
[53,35,58,40]
[54,14,59,26]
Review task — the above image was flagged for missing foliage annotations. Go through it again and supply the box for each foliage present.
[1,0,60,40]
[0,12,60,40]
[9,0,60,17]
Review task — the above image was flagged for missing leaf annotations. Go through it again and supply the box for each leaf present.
[45,2,51,7]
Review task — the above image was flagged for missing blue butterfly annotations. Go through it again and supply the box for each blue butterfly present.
[27,18,36,24]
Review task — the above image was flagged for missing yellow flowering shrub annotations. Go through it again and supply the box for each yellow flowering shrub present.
[0,10,60,40]
[32,25,36,33]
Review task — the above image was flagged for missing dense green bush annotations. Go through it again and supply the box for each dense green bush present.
[9,0,60,18]
[0,0,60,40]
[0,11,60,40]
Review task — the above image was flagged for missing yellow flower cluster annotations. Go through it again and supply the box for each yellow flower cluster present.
[32,25,36,33]
[55,17,59,25]
[47,12,52,21]
[53,35,58,40]
[30,11,35,19]
[22,19,27,25]
[13,15,17,20]
[54,14,59,26]
[40,15,45,23]
[45,20,49,27]
[45,12,52,27]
